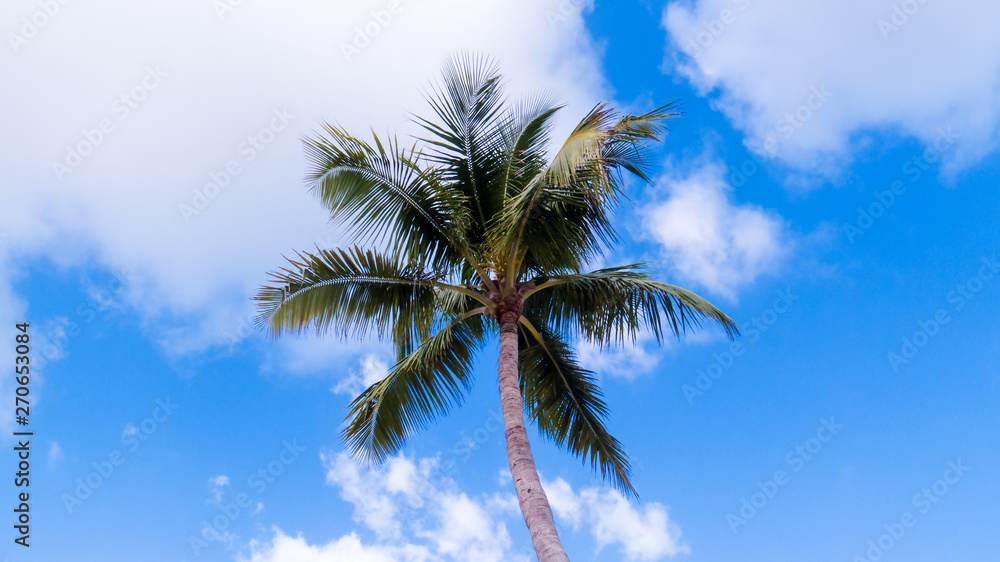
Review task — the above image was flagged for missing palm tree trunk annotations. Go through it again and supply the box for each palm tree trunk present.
[497,307,570,562]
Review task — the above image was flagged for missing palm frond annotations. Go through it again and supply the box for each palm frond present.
[254,246,441,339]
[343,311,490,465]
[303,125,469,269]
[546,104,620,186]
[416,53,508,231]
[488,104,678,282]
[518,316,636,498]
[602,103,680,182]
[491,95,562,201]
[393,285,488,362]
[522,265,739,345]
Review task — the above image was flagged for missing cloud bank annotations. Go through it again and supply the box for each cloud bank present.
[237,451,688,562]
[663,0,1000,172]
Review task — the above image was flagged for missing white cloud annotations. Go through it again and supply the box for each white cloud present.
[576,334,666,381]
[240,451,688,562]
[210,475,231,487]
[239,529,430,562]
[543,477,690,561]
[663,0,998,173]
[541,477,586,528]
[0,0,609,362]
[642,158,789,299]
[495,468,514,487]
[122,423,138,438]
[48,442,64,466]
[333,354,390,397]
[323,451,517,560]
[581,487,690,561]
[208,474,231,504]
[323,452,408,539]
[416,492,513,561]
[258,332,372,378]
[314,451,523,561]
[210,474,230,490]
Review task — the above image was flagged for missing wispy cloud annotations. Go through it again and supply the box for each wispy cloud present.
[642,156,791,299]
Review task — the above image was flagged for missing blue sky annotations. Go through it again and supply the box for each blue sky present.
[2,0,999,560]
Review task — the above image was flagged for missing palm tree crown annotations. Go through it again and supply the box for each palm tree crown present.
[255,53,737,534]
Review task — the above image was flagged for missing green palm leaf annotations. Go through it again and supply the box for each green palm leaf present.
[487,104,680,283]
[304,125,469,269]
[256,246,449,341]
[518,316,636,498]
[490,96,562,201]
[343,311,489,465]
[601,103,681,182]
[523,265,740,345]
[416,53,508,231]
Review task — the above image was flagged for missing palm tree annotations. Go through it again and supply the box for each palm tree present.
[254,54,738,561]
